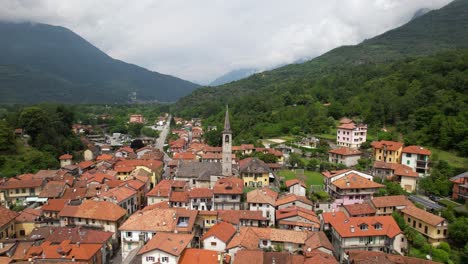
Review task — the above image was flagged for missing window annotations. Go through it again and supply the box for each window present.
[231,195,236,199]
[407,217,411,223]
[437,230,441,235]
[262,240,268,246]
[126,232,132,237]
[20,230,25,236]
[443,229,447,236]
[424,226,428,234]
[374,224,382,230]
[401,237,404,242]
[15,189,19,194]
[225,135,230,143]
[146,256,155,262]
[211,220,216,224]
[407,160,410,165]
[406,153,411,158]
[211,242,217,246]
[161,257,169,262]
[360,224,368,230]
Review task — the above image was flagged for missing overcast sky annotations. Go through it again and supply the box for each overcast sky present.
[0,0,453,84]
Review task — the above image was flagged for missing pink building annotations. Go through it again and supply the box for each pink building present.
[336,118,367,149]
[129,114,144,124]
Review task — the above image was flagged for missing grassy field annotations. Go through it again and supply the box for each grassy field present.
[277,169,324,187]
[431,148,468,169]
[438,198,461,208]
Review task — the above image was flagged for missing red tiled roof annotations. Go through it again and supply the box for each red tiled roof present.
[173,152,197,160]
[38,181,66,198]
[347,250,438,264]
[59,154,73,160]
[41,199,69,212]
[276,206,319,226]
[371,195,413,209]
[26,240,102,261]
[179,249,219,264]
[276,194,313,206]
[78,161,95,169]
[323,213,401,238]
[343,203,376,216]
[401,205,445,226]
[188,188,213,198]
[371,140,404,151]
[402,145,431,156]
[0,177,43,189]
[218,210,267,225]
[99,186,136,203]
[15,208,41,222]
[213,177,243,195]
[169,191,189,202]
[96,154,113,161]
[61,187,87,200]
[321,169,352,179]
[328,147,362,156]
[285,179,306,188]
[138,232,193,256]
[247,187,278,205]
[201,221,236,243]
[373,162,419,178]
[0,206,19,228]
[58,200,126,221]
[332,173,384,189]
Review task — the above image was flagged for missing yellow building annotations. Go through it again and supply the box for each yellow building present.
[401,205,448,245]
[197,211,218,231]
[239,158,271,188]
[0,177,44,207]
[0,206,18,239]
[15,208,41,237]
[371,140,404,164]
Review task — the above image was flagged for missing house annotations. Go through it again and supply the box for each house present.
[450,171,468,201]
[173,152,198,161]
[0,175,45,207]
[59,154,73,167]
[130,114,144,124]
[138,232,193,264]
[174,161,222,188]
[38,181,67,199]
[401,146,431,176]
[342,203,376,217]
[213,177,243,210]
[25,240,103,264]
[115,146,135,158]
[113,159,163,186]
[15,208,41,237]
[285,179,306,196]
[247,187,278,225]
[371,140,404,164]
[347,250,439,264]
[227,227,333,261]
[321,211,406,262]
[146,180,187,205]
[324,170,383,209]
[78,160,95,174]
[373,161,419,192]
[197,210,218,231]
[328,148,362,167]
[276,194,314,211]
[370,195,413,216]
[233,250,337,264]
[169,138,187,153]
[188,188,213,211]
[276,206,320,231]
[336,119,367,149]
[401,205,448,245]
[41,199,69,226]
[179,249,223,264]
[0,206,19,239]
[58,200,127,241]
[97,185,138,215]
[119,207,197,259]
[218,210,268,228]
[201,221,236,252]
[239,158,272,188]
[169,191,190,208]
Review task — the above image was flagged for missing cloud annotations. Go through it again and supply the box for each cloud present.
[0,0,453,84]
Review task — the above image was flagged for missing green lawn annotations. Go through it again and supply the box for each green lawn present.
[277,169,324,187]
[431,148,468,169]
[438,198,461,208]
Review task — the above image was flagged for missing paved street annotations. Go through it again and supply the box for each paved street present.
[154,114,171,150]
[409,195,444,210]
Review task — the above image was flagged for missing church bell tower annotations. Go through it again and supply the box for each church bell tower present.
[222,105,232,176]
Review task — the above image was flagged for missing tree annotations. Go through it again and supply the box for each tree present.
[128,123,144,137]
[19,107,49,141]
[204,129,222,146]
[288,153,304,168]
[448,217,468,247]
[0,121,15,153]
[130,139,145,150]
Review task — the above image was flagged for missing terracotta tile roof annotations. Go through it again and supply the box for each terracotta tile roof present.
[59,154,73,160]
[285,179,306,188]
[304,250,338,264]
[0,206,19,228]
[332,173,384,190]
[99,185,136,203]
[29,226,113,244]
[188,188,213,198]
[26,240,102,261]
[11,241,34,260]
[119,208,197,232]
[103,179,123,189]
[337,122,356,129]
[324,213,402,238]
[321,211,348,225]
[58,200,126,222]
[179,249,219,264]
[321,169,352,179]
[117,146,134,153]
[38,181,66,198]
[138,232,193,256]
[402,145,431,156]
[142,201,171,211]
[401,205,445,226]
[198,210,218,216]
[0,177,43,189]
[218,210,267,225]
[204,146,222,153]
[371,195,413,208]
[371,140,404,151]
[347,250,438,264]
[0,257,12,264]
[201,153,236,160]
[146,180,172,197]
[61,187,87,200]
[114,159,163,172]
[35,170,60,179]
[201,221,236,243]
[247,187,278,205]
[15,208,41,222]
[232,250,264,264]
[343,203,376,216]
[173,152,197,160]
[276,206,319,226]
[96,154,113,161]
[373,162,418,177]
[169,191,189,202]
[213,177,243,195]
[276,194,313,206]
[120,179,145,190]
[304,231,334,253]
[78,160,95,170]
[328,147,362,156]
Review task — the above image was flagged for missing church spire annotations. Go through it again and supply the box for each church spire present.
[223,105,231,133]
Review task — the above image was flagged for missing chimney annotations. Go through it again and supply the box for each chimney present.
[350,225,355,233]
[346,181,350,187]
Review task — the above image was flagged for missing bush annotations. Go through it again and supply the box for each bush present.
[432,248,449,263]
[437,242,451,253]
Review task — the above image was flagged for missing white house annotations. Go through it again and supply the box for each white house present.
[201,221,236,252]
[285,179,306,196]
[246,188,278,226]
[401,145,431,176]
[138,233,193,264]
